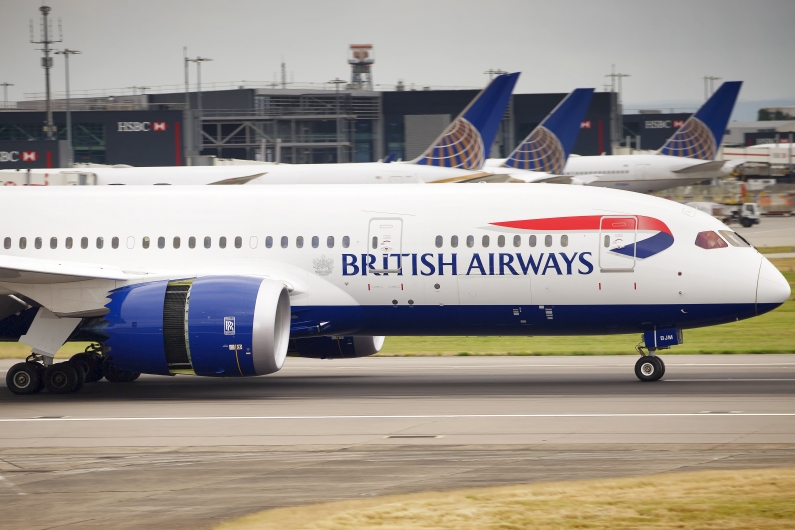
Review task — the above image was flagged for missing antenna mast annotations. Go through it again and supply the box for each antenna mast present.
[30,4,63,140]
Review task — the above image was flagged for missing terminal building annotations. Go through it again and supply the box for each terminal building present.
[0,87,618,169]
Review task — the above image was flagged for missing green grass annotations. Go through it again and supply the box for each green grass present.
[757,246,795,254]
[1,261,793,360]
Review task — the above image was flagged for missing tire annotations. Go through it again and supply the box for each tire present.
[6,362,42,395]
[102,358,140,383]
[33,363,46,392]
[68,359,86,392]
[635,356,663,382]
[44,362,80,394]
[657,356,666,378]
[741,218,753,228]
[70,353,103,383]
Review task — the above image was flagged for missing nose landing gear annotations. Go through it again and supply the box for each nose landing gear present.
[634,354,665,382]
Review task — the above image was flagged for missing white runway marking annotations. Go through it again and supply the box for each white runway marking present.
[1,413,794,423]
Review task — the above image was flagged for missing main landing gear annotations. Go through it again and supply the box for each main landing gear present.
[5,344,140,395]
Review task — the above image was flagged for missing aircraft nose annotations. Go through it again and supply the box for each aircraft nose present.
[756,256,791,313]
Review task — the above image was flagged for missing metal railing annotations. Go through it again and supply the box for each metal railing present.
[1,101,186,112]
[21,80,481,100]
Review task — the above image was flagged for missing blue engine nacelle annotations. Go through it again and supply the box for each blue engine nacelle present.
[289,336,385,359]
[102,276,290,377]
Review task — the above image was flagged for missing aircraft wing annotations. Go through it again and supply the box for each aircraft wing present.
[207,173,267,185]
[0,254,134,284]
[671,160,727,174]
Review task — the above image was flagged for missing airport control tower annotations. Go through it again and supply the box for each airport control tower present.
[348,44,374,90]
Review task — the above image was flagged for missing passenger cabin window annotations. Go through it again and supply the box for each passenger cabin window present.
[371,236,377,250]
[65,237,73,249]
[266,236,273,248]
[174,237,181,249]
[311,236,319,249]
[342,236,350,248]
[249,236,257,249]
[157,237,165,249]
[327,236,334,248]
[482,235,490,248]
[603,235,610,247]
[451,235,458,248]
[81,237,88,249]
[112,237,119,249]
[143,237,151,249]
[97,237,104,249]
[296,236,304,249]
[719,230,752,247]
[435,235,443,248]
[19,237,26,249]
[35,237,42,249]
[561,235,568,247]
[513,235,521,248]
[529,235,537,247]
[497,235,505,248]
[281,236,288,248]
[203,236,211,249]
[234,236,242,249]
[189,236,196,249]
[544,235,552,247]
[695,231,728,249]
[3,237,10,249]
[50,237,57,249]
[219,237,227,249]
[466,235,474,248]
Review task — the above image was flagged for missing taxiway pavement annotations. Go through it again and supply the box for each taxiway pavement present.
[1,355,794,529]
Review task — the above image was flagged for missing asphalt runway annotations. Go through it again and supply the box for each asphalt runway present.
[736,215,795,247]
[1,355,794,529]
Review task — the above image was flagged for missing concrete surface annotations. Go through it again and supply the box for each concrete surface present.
[0,355,794,529]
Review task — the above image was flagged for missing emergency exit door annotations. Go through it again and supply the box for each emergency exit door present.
[599,216,637,271]
[368,218,403,273]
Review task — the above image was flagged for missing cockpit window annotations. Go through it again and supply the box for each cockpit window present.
[695,231,728,249]
[719,230,752,247]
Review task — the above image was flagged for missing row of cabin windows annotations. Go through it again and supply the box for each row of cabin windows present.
[434,234,568,249]
[3,236,352,250]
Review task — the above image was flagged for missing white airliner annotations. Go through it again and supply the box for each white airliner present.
[486,81,744,193]
[1,184,788,395]
[0,80,594,187]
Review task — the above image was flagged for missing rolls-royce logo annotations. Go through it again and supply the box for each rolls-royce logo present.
[224,316,235,335]
[313,255,334,276]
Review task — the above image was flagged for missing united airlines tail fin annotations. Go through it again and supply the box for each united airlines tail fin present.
[501,88,595,174]
[658,81,742,160]
[412,72,520,170]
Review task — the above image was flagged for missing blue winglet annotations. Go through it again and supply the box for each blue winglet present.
[658,81,742,160]
[413,72,520,170]
[502,88,595,174]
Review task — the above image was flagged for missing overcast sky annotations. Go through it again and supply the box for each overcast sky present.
[2,0,794,118]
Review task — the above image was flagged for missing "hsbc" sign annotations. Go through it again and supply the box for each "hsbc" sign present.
[0,151,38,163]
[117,121,168,132]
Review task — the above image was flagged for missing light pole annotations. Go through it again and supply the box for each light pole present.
[187,57,212,119]
[703,76,721,100]
[605,65,630,150]
[55,49,80,167]
[328,78,346,163]
[0,83,12,108]
[186,57,211,162]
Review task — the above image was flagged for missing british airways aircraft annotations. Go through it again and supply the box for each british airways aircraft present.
[486,81,743,193]
[1,184,789,395]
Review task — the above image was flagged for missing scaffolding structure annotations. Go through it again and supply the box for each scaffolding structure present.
[199,89,382,163]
